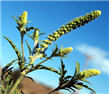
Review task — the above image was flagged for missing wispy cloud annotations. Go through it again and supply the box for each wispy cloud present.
[76,44,109,75]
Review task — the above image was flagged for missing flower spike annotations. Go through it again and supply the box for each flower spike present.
[39,10,101,53]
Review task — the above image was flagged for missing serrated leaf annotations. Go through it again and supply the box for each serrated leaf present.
[74,62,80,76]
[25,40,32,56]
[3,36,22,69]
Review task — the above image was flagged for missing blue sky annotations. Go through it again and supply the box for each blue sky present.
[1,1,109,94]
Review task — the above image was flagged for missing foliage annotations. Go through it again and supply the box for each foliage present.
[0,10,101,94]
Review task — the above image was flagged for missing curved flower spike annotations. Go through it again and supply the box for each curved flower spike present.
[39,10,101,53]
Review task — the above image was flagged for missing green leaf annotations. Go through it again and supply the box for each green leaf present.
[68,87,75,92]
[3,36,22,69]
[27,34,34,40]
[39,33,45,36]
[64,76,72,80]
[78,83,96,94]
[26,27,39,32]
[9,80,14,88]
[83,80,92,85]
[39,65,61,75]
[74,62,80,76]
[60,59,65,71]
[3,58,18,73]
[12,16,18,23]
[25,40,32,56]
[51,44,59,56]
[73,84,83,89]
[64,88,72,92]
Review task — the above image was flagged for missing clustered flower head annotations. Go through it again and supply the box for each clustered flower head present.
[78,69,101,81]
[39,10,101,53]
[56,47,73,57]
[19,11,28,25]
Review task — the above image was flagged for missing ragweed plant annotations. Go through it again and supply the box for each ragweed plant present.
[0,10,101,94]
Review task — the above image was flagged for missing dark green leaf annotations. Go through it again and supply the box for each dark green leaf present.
[27,34,34,40]
[39,65,61,75]
[64,76,72,80]
[74,62,80,76]
[39,33,45,36]
[62,79,69,85]
[73,84,83,89]
[60,59,65,71]
[64,88,72,92]
[3,36,22,69]
[25,40,32,56]
[78,83,96,94]
[12,16,18,23]
[2,58,18,74]
[68,87,75,92]
[83,80,92,85]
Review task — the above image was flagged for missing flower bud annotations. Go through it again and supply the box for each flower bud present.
[78,69,101,80]
[56,47,73,57]
[21,11,28,25]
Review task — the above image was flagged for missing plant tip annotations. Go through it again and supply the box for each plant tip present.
[97,10,101,15]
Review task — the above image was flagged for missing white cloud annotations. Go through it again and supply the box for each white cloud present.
[76,44,109,75]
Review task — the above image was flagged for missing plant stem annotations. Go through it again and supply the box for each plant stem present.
[21,34,24,61]
[9,72,25,94]
[21,33,25,69]
[48,88,59,94]
[36,56,52,67]
[28,56,53,73]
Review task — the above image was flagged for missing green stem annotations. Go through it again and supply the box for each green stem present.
[9,72,25,94]
[36,56,52,67]
[28,56,53,73]
[21,34,24,61]
[21,33,25,69]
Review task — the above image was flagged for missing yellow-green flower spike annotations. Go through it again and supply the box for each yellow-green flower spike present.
[40,43,49,48]
[56,47,73,57]
[39,10,101,53]
[20,11,28,25]
[79,69,101,80]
